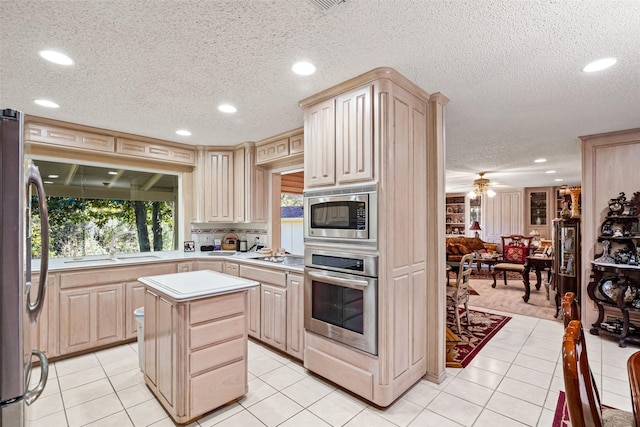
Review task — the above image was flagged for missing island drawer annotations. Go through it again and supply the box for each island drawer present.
[189,314,245,350]
[189,337,244,376]
[190,359,245,416]
[189,292,244,325]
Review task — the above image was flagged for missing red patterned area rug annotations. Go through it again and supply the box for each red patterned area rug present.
[552,391,570,427]
[447,309,511,368]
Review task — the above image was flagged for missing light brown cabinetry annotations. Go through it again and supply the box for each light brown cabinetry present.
[286,273,304,359]
[238,264,306,355]
[29,272,56,358]
[299,67,446,405]
[304,98,336,188]
[260,284,287,351]
[255,129,304,165]
[335,85,373,184]
[225,262,239,277]
[25,122,115,153]
[195,260,224,273]
[55,263,175,358]
[176,261,194,272]
[304,85,373,188]
[234,144,267,223]
[59,284,124,354]
[116,137,195,165]
[125,281,146,339]
[144,289,248,424]
[204,150,234,222]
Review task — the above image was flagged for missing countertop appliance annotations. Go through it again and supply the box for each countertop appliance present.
[304,248,378,355]
[1,109,50,427]
[303,184,377,245]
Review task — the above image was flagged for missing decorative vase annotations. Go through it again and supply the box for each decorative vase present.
[570,187,581,218]
[560,201,571,219]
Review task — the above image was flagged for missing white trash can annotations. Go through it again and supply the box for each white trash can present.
[134,307,144,371]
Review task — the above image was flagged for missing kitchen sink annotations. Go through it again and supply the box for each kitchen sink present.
[258,255,304,266]
[116,255,162,261]
[207,251,237,257]
[64,257,116,264]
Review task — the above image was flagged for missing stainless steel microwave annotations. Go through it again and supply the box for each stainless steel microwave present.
[303,184,377,244]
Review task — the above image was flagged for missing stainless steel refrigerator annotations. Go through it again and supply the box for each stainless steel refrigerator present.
[1,109,50,427]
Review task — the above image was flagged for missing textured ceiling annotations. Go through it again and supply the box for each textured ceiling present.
[2,0,639,192]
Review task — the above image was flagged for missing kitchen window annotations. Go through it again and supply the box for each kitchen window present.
[29,159,178,259]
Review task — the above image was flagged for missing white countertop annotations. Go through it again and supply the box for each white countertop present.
[139,270,259,301]
[36,250,304,273]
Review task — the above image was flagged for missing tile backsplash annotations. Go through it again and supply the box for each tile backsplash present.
[190,223,268,251]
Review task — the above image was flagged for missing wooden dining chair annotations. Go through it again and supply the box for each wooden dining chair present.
[447,253,474,334]
[627,352,640,427]
[563,320,636,426]
[562,291,580,327]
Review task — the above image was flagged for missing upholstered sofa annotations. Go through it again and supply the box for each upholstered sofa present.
[446,237,499,262]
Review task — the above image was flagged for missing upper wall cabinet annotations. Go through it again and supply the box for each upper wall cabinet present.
[25,118,196,167]
[26,122,115,153]
[204,150,234,222]
[234,144,267,223]
[116,138,195,165]
[256,129,304,166]
[303,85,373,189]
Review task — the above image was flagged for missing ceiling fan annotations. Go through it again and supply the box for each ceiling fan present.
[467,172,496,199]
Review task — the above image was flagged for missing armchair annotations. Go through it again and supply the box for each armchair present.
[491,234,533,290]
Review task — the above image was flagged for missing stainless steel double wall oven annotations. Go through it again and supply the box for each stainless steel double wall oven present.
[303,184,378,355]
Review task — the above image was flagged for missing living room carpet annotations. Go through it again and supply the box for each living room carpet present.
[446,308,511,368]
[467,275,560,320]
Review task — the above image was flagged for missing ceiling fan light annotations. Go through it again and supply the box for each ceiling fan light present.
[487,189,496,197]
[467,191,477,199]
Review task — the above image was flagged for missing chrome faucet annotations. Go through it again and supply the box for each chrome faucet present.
[108,231,136,257]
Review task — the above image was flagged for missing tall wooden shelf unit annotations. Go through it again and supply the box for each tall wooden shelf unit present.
[445,195,466,236]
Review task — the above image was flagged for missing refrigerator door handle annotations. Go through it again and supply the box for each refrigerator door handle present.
[24,350,48,405]
[25,162,49,325]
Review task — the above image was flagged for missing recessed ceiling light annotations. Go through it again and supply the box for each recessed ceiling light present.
[108,171,118,175]
[47,174,59,178]
[292,61,316,76]
[218,104,237,113]
[555,178,564,182]
[176,129,192,136]
[43,181,54,185]
[38,50,74,65]
[582,57,617,73]
[34,99,59,108]
[546,170,556,174]
[534,158,547,163]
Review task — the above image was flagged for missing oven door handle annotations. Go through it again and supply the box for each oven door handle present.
[307,270,370,289]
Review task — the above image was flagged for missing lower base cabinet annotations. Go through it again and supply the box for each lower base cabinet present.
[286,273,304,360]
[261,284,287,351]
[59,284,124,355]
[144,288,248,424]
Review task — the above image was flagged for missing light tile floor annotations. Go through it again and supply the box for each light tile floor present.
[26,306,638,426]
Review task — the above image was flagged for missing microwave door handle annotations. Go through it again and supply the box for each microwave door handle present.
[307,270,370,289]
[26,163,49,324]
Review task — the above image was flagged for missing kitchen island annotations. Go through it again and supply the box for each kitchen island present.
[138,270,258,425]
